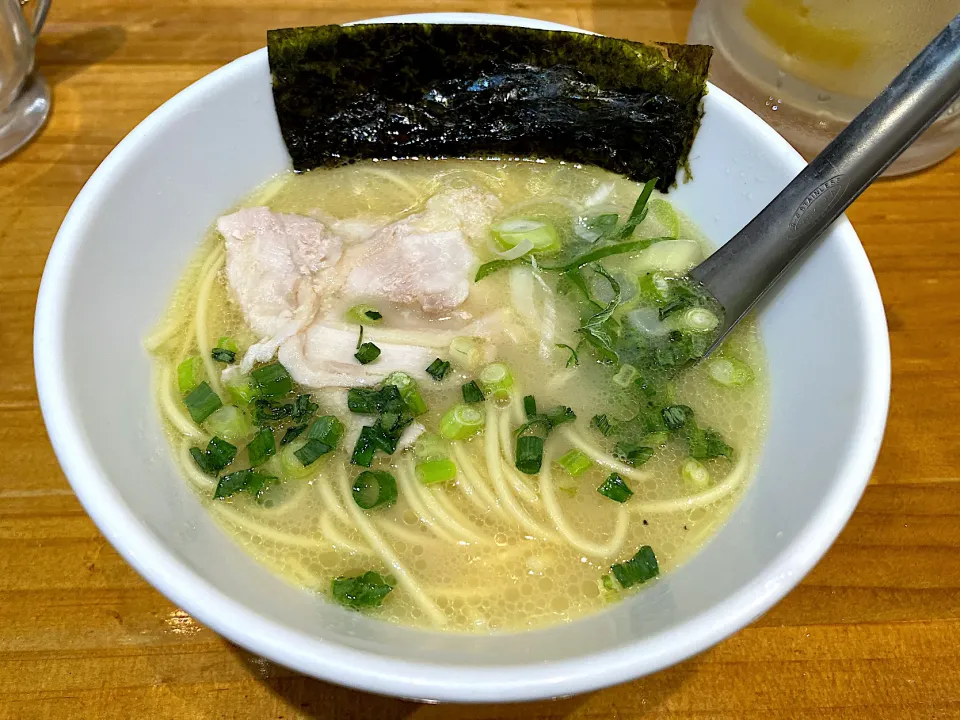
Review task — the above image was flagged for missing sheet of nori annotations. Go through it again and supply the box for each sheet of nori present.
[267,24,712,191]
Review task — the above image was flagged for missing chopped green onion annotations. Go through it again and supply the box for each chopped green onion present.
[189,436,237,475]
[461,381,485,404]
[252,397,295,425]
[475,257,529,282]
[347,384,404,415]
[331,571,393,609]
[644,198,680,239]
[591,414,614,437]
[176,356,204,394]
[416,458,458,485]
[661,405,693,431]
[414,432,448,462]
[292,393,319,422]
[293,439,331,467]
[306,415,344,448]
[615,443,654,466]
[224,375,256,406]
[280,424,307,446]
[279,440,316,479]
[439,403,485,440]
[217,336,239,353]
[246,428,276,467]
[545,238,661,274]
[425,358,451,381]
[601,573,617,592]
[681,458,711,489]
[184,381,222,424]
[611,546,659,588]
[492,218,560,254]
[214,469,276,500]
[346,304,383,324]
[352,470,398,509]
[250,362,292,399]
[644,431,670,447]
[637,271,672,306]
[677,307,720,333]
[612,363,639,388]
[354,342,381,365]
[292,416,344,467]
[449,336,483,369]
[350,426,379,467]
[523,395,537,418]
[384,372,427,416]
[613,178,658,240]
[558,483,579,498]
[478,362,514,397]
[202,404,255,443]
[544,406,576,428]
[515,435,544,475]
[687,426,733,460]
[597,473,633,503]
[706,357,755,388]
[211,347,236,364]
[556,343,580,368]
[556,448,592,477]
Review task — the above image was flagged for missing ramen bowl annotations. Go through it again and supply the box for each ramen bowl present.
[34,12,889,702]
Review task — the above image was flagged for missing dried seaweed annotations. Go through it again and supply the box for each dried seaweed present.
[268,24,712,190]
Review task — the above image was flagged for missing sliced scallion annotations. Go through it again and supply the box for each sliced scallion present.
[224,374,256,406]
[214,469,276,500]
[615,443,654,466]
[461,380,485,404]
[515,435,544,475]
[681,458,711,489]
[706,357,755,388]
[677,307,720,333]
[384,372,427,416]
[492,218,560,254]
[661,405,693,431]
[597,472,633,503]
[352,470,398,510]
[416,458,458,485]
[279,440,316,479]
[425,358,451,381]
[354,342,382,365]
[523,395,537,418]
[591,414,614,437]
[556,448,592,477]
[439,403,485,440]
[413,432,448,462]
[189,436,237,475]
[177,356,204,394]
[246,428,276,467]
[346,304,383,324]
[184,381,222,424]
[331,571,393,609]
[250,362,292,399]
[202,404,255,443]
[611,546,659,588]
[478,362,514,398]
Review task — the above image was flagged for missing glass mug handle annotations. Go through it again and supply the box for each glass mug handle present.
[19,0,52,36]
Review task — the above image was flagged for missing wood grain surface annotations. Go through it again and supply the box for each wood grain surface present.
[2,1,960,718]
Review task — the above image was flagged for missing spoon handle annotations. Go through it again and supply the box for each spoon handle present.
[690,13,960,337]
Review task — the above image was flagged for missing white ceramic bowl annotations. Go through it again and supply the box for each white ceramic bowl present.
[34,13,890,703]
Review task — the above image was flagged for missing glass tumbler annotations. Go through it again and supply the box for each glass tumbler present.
[688,0,960,175]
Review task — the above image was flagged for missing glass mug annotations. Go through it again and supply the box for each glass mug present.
[0,0,51,161]
[688,0,960,175]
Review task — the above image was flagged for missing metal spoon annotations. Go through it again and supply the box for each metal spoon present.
[690,13,960,349]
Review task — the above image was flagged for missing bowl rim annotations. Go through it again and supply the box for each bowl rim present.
[33,12,891,703]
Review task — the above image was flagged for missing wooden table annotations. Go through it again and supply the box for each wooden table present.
[3,1,959,717]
